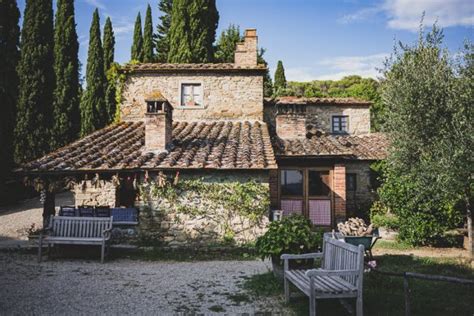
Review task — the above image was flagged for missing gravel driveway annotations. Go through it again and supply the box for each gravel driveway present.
[0,252,290,315]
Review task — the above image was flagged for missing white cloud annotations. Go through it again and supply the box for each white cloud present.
[338,7,382,24]
[384,0,474,31]
[285,53,388,82]
[83,0,106,10]
[339,0,474,31]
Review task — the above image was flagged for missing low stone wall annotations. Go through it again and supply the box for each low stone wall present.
[137,172,270,248]
[73,180,117,207]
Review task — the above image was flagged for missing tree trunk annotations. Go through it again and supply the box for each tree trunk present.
[466,195,472,259]
[43,191,55,228]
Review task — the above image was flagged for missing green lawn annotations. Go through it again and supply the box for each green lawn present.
[243,255,474,316]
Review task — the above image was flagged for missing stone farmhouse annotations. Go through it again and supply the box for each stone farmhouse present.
[19,29,387,246]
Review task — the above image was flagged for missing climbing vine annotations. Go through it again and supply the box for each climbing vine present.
[138,175,270,243]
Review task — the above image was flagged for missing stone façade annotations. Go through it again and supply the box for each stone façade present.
[121,72,264,121]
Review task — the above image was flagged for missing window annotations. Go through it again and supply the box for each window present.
[181,83,202,107]
[280,170,303,196]
[308,171,330,196]
[332,115,348,133]
[346,173,357,191]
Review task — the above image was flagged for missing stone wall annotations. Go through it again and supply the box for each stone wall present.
[265,103,371,135]
[345,161,376,216]
[121,72,264,121]
[73,180,117,207]
[137,171,270,248]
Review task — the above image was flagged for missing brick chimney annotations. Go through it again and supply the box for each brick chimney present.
[144,92,173,153]
[234,29,258,66]
[275,104,307,139]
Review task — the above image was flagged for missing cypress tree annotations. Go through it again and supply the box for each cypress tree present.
[14,0,55,163]
[80,9,107,136]
[168,0,219,63]
[131,12,144,62]
[214,24,241,63]
[258,49,274,97]
[155,0,172,62]
[274,60,287,95]
[103,17,115,70]
[51,0,80,150]
[103,17,116,123]
[143,4,154,63]
[0,0,20,195]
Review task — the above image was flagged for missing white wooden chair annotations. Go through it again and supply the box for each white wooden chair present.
[281,235,365,316]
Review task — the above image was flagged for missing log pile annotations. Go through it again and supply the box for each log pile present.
[337,217,374,236]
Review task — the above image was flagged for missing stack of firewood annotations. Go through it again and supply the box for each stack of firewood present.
[337,217,374,236]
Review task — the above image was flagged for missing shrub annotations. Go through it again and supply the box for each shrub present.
[255,215,322,260]
[369,201,399,230]
[378,170,462,245]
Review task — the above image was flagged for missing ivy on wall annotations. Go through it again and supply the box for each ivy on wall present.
[138,175,270,242]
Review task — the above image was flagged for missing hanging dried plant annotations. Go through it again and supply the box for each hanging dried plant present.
[173,171,180,186]
[91,173,100,187]
[111,174,121,187]
[33,178,44,192]
[157,171,167,188]
[133,174,138,189]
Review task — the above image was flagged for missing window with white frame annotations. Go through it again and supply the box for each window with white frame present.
[332,115,348,133]
[180,83,203,107]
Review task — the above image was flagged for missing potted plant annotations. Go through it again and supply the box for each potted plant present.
[255,215,322,279]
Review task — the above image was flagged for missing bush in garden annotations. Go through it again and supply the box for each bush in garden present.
[255,215,322,261]
[369,200,400,231]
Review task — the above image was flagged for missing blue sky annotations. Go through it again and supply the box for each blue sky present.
[17,0,473,81]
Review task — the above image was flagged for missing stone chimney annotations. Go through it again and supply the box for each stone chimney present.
[234,29,258,66]
[275,104,307,139]
[144,92,173,153]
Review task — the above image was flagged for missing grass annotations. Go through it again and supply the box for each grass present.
[242,255,474,316]
[374,239,415,250]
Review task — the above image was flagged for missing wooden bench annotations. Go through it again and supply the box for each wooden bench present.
[281,235,365,316]
[38,216,113,264]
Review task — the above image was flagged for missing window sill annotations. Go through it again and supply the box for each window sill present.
[178,105,205,110]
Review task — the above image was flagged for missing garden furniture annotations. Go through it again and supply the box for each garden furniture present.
[38,216,113,263]
[281,235,365,316]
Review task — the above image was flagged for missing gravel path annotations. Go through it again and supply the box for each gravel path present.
[0,252,290,315]
[0,192,74,241]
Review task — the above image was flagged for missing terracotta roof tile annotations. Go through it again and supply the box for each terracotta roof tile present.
[123,63,267,73]
[266,96,372,106]
[274,133,388,160]
[20,121,277,173]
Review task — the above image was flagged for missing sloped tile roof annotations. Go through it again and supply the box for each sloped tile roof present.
[20,121,277,173]
[123,63,267,73]
[266,96,372,106]
[274,133,388,160]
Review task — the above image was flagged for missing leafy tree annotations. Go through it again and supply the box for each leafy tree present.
[103,16,116,123]
[286,76,385,131]
[168,0,219,63]
[51,0,80,149]
[214,24,241,63]
[143,4,154,63]
[80,9,106,136]
[0,0,20,196]
[14,0,55,163]
[274,60,287,95]
[154,0,172,62]
[378,24,468,246]
[131,12,143,62]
